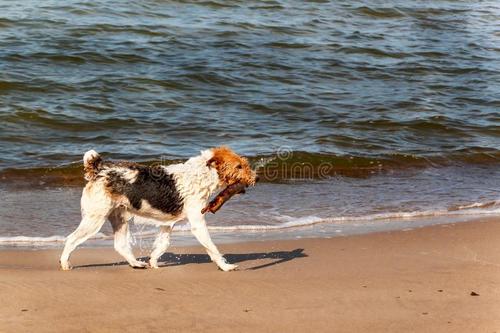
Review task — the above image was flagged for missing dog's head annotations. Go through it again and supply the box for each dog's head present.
[207,146,258,187]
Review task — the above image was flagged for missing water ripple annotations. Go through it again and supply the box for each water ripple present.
[0,0,498,171]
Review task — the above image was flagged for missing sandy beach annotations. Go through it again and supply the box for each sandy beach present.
[1,1,499,332]
[1,217,499,333]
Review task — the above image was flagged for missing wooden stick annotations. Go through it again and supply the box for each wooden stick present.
[201,183,246,214]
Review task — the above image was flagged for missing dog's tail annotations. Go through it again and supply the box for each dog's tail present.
[83,150,102,181]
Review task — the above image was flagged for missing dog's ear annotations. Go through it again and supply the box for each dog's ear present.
[206,157,219,168]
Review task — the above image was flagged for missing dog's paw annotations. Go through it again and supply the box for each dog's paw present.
[149,259,160,269]
[219,263,238,272]
[130,261,148,269]
[60,261,72,271]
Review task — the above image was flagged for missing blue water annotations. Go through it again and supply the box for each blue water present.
[0,0,498,168]
[0,0,499,246]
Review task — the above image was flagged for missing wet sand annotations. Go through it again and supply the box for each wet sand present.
[1,217,499,332]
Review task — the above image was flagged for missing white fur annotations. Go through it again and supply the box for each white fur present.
[60,149,238,272]
[83,149,99,165]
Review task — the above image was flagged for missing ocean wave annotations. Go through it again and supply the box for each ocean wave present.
[1,200,498,247]
[0,232,109,245]
[204,200,500,232]
[355,6,406,19]
[1,149,497,187]
[0,0,498,183]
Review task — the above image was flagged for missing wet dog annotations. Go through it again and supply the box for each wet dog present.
[60,146,257,271]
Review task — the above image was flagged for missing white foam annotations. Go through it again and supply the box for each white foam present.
[0,235,66,244]
[0,200,498,246]
[204,201,500,232]
[452,200,500,210]
[0,232,110,245]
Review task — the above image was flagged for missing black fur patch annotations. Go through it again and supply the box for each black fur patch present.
[105,164,184,215]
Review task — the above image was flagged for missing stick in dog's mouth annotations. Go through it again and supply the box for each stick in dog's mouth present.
[201,182,246,214]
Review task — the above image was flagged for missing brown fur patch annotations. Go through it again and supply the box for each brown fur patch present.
[83,155,102,181]
[208,146,256,186]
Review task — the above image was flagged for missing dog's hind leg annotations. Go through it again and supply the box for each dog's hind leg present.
[149,225,173,268]
[60,183,114,270]
[60,210,110,270]
[109,209,147,269]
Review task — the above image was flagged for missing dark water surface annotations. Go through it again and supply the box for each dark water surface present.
[0,1,499,245]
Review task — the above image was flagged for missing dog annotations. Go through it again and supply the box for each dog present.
[60,146,257,271]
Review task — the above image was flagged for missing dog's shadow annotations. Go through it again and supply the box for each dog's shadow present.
[158,248,307,270]
[75,248,307,270]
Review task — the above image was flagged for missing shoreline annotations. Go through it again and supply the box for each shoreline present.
[0,213,498,250]
[1,217,500,332]
[2,165,499,246]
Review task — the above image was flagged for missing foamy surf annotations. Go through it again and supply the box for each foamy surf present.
[0,233,110,245]
[1,200,498,247]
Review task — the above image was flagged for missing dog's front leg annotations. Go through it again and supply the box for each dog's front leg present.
[187,208,237,272]
[149,225,172,269]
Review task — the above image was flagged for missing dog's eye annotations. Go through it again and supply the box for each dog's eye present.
[236,164,242,169]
